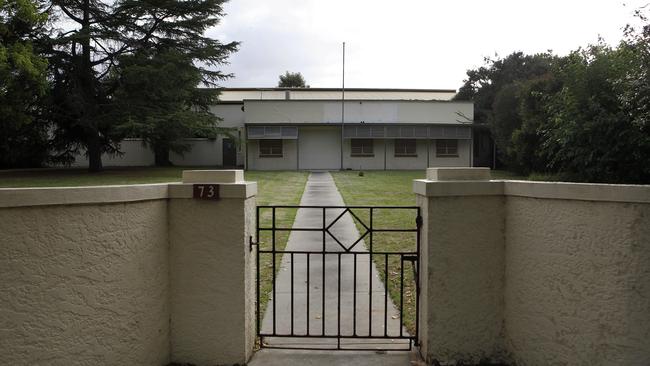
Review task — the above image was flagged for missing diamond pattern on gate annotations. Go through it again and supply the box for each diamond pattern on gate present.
[324,208,370,252]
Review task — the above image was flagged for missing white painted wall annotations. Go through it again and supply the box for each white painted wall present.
[298,126,341,170]
[218,89,456,102]
[246,139,298,170]
[245,100,473,125]
[385,139,429,170]
[428,139,472,167]
[342,138,385,170]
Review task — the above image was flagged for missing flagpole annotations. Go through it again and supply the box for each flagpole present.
[340,41,345,170]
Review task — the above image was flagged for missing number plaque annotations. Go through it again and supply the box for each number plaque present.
[193,184,220,200]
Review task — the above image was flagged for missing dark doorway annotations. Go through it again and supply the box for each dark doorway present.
[223,138,237,166]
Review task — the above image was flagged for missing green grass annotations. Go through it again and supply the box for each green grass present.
[0,167,189,187]
[246,171,309,321]
[331,170,425,335]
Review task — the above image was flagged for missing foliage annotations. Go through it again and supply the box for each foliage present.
[456,6,650,183]
[454,52,554,172]
[110,48,223,166]
[540,43,650,183]
[0,0,50,168]
[44,0,238,171]
[278,70,307,87]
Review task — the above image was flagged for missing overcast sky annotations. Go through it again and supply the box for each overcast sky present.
[208,0,647,90]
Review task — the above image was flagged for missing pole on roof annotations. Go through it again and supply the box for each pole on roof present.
[340,41,345,170]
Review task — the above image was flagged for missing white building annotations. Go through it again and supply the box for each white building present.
[72,87,474,170]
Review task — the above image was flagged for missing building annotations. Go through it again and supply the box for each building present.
[71,87,475,170]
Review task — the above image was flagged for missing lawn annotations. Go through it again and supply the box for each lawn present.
[331,170,424,335]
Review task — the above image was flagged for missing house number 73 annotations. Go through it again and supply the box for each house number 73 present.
[193,184,220,200]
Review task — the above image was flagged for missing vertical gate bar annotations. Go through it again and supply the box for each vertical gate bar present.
[291,252,294,335]
[337,253,341,349]
[256,207,261,337]
[415,207,421,345]
[368,208,373,336]
[384,253,388,337]
[322,207,326,336]
[307,252,310,336]
[353,252,357,336]
[272,207,276,335]
[400,254,404,337]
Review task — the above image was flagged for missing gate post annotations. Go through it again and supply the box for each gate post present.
[414,168,506,364]
[168,170,256,365]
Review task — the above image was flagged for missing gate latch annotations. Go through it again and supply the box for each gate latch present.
[249,236,258,251]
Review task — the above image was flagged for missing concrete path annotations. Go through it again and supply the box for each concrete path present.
[249,172,418,365]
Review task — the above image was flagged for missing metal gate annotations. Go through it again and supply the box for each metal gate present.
[252,205,421,351]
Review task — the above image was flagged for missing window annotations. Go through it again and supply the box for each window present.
[394,139,417,157]
[351,139,374,157]
[436,139,458,157]
[259,139,283,157]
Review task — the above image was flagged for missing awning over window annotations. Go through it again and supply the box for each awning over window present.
[343,125,471,139]
[247,126,298,139]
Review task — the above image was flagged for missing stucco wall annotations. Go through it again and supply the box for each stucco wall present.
[0,199,170,366]
[418,194,506,364]
[504,196,650,366]
[414,175,650,366]
[168,195,256,365]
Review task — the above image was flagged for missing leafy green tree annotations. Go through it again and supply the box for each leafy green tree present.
[110,48,223,166]
[0,0,50,168]
[45,0,238,171]
[278,71,307,87]
[454,52,554,171]
[540,43,650,183]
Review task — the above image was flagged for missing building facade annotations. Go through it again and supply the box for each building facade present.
[70,87,474,170]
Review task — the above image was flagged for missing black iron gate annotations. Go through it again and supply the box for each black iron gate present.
[252,205,421,351]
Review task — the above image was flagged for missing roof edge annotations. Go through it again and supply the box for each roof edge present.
[207,87,457,93]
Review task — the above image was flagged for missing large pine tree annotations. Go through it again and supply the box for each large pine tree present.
[46,0,238,171]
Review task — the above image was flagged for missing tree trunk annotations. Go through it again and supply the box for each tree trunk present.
[154,146,172,166]
[87,133,103,172]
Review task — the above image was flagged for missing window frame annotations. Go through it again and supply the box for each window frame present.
[350,139,374,157]
[435,139,459,157]
[394,139,417,157]
[259,139,283,157]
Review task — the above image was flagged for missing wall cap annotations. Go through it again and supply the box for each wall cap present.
[0,183,170,208]
[426,167,491,181]
[0,181,258,208]
[182,170,244,183]
[414,179,650,203]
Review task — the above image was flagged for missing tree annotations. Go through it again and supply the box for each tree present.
[0,0,50,168]
[110,47,223,166]
[540,42,650,183]
[45,0,238,171]
[454,52,555,172]
[278,71,306,87]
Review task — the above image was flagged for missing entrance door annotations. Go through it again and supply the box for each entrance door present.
[298,126,341,170]
[223,138,237,166]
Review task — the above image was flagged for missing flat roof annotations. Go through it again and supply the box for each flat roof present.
[212,87,457,93]
[240,98,471,103]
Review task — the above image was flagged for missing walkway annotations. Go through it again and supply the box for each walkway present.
[249,172,418,365]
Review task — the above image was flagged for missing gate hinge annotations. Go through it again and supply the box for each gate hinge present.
[249,236,258,251]
[415,215,423,229]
